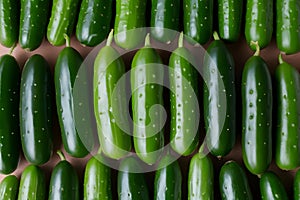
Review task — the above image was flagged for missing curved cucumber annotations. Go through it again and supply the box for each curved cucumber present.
[18,165,46,200]
[203,32,236,157]
[275,54,300,170]
[0,175,19,200]
[260,171,288,200]
[76,0,112,46]
[0,55,20,174]
[94,30,132,160]
[241,43,272,175]
[20,54,53,165]
[294,169,300,200]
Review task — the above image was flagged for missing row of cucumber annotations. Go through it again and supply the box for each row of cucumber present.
[1,0,300,53]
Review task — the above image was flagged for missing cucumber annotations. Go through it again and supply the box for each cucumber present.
[150,0,180,43]
[94,30,131,160]
[276,0,300,54]
[260,171,289,200]
[0,0,19,48]
[218,0,243,42]
[245,0,273,50]
[48,151,79,200]
[241,42,272,175]
[154,155,182,199]
[0,175,19,200]
[117,157,150,200]
[83,155,112,200]
[18,165,46,200]
[294,169,300,200]
[0,55,20,174]
[183,0,213,45]
[47,0,80,46]
[55,35,90,158]
[76,0,112,46]
[114,0,147,49]
[219,161,253,200]
[275,54,300,170]
[19,0,50,51]
[203,32,236,157]
[131,34,164,165]
[169,32,199,156]
[20,54,53,165]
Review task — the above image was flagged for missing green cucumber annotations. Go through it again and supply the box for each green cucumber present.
[183,0,213,45]
[0,0,19,48]
[131,34,164,164]
[241,42,272,175]
[0,175,19,200]
[55,35,90,158]
[20,54,53,165]
[47,0,80,46]
[169,32,199,156]
[245,0,273,50]
[294,169,300,200]
[114,0,147,49]
[219,161,253,200]
[275,54,300,170]
[150,0,180,43]
[203,32,236,157]
[276,0,300,54]
[260,171,288,200]
[218,0,243,42]
[0,55,20,174]
[18,165,46,200]
[19,0,50,51]
[94,30,131,160]
[48,151,79,200]
[118,157,150,200]
[83,154,112,200]
[76,0,112,47]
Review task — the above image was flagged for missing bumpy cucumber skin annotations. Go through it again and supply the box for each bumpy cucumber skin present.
[183,0,213,45]
[18,165,46,200]
[260,171,289,200]
[0,55,20,174]
[242,56,272,175]
[188,153,214,200]
[55,47,89,158]
[169,47,199,156]
[20,54,53,165]
[76,0,112,47]
[131,46,164,165]
[114,0,147,49]
[203,39,236,157]
[84,156,112,200]
[0,175,19,200]
[276,0,300,54]
[150,0,180,43]
[94,45,131,160]
[19,0,50,51]
[219,161,253,200]
[0,0,19,47]
[218,0,243,42]
[294,169,300,200]
[47,0,80,46]
[275,60,300,170]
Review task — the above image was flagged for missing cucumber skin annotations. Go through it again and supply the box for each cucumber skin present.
[0,175,19,200]
[294,169,300,200]
[242,56,272,175]
[20,54,53,165]
[18,165,46,200]
[48,160,79,200]
[76,0,112,47]
[55,47,89,158]
[19,0,50,51]
[0,55,20,174]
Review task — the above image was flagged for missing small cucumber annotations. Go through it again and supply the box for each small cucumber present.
[294,169,300,200]
[18,165,46,200]
[20,54,53,165]
[48,151,79,200]
[0,55,20,174]
[260,171,289,200]
[0,175,19,200]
